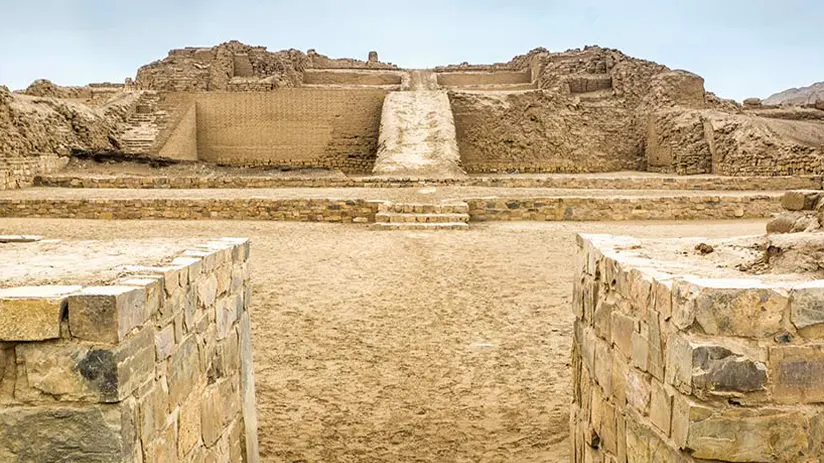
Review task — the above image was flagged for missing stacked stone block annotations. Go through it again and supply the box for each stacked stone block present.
[0,238,258,462]
[572,234,824,462]
[0,154,68,190]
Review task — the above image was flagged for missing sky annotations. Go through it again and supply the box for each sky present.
[1,0,822,101]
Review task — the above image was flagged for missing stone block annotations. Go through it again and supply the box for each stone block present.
[590,386,617,455]
[216,295,240,340]
[0,286,81,341]
[610,311,636,359]
[155,323,176,361]
[593,336,613,396]
[626,369,650,416]
[610,348,629,407]
[16,327,155,402]
[139,379,170,445]
[649,381,673,436]
[790,280,824,336]
[201,377,240,447]
[653,278,673,320]
[646,311,665,381]
[169,335,201,406]
[672,398,809,461]
[592,296,613,341]
[118,277,163,320]
[631,328,649,372]
[782,190,821,211]
[238,312,259,463]
[197,274,218,310]
[692,282,788,338]
[665,334,766,397]
[0,404,138,462]
[145,423,177,463]
[178,394,202,458]
[69,285,150,343]
[770,344,824,403]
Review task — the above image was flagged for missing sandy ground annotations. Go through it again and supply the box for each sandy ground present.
[0,218,766,462]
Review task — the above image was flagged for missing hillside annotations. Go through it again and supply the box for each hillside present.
[764,81,824,105]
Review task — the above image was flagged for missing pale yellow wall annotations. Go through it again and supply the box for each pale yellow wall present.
[158,103,198,161]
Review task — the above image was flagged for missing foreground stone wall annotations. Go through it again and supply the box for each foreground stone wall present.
[193,90,387,173]
[0,239,258,462]
[0,154,68,190]
[571,234,824,462]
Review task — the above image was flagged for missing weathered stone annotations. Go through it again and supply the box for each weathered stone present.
[782,190,821,211]
[178,394,202,458]
[0,404,135,462]
[168,335,201,406]
[0,286,81,341]
[610,312,636,358]
[139,380,170,445]
[678,406,809,461]
[201,377,240,446]
[630,329,649,372]
[216,295,240,340]
[649,381,673,437]
[590,385,617,455]
[691,345,767,395]
[626,369,651,416]
[653,278,673,320]
[766,213,797,234]
[155,323,176,361]
[790,281,824,336]
[119,277,163,320]
[610,348,629,408]
[770,344,824,403]
[592,296,614,341]
[145,423,177,463]
[16,327,155,402]
[646,311,664,381]
[692,282,788,338]
[238,312,260,463]
[69,285,150,343]
[197,274,218,310]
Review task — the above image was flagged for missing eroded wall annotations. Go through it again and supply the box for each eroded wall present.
[571,234,824,462]
[450,90,644,173]
[0,239,258,462]
[193,90,387,173]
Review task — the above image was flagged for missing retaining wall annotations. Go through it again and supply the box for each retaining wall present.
[0,154,68,190]
[0,194,780,222]
[571,234,824,462]
[194,90,387,173]
[34,174,823,191]
[0,239,258,462]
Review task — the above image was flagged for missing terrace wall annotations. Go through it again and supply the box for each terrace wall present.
[192,90,387,173]
[0,239,259,462]
[0,154,68,190]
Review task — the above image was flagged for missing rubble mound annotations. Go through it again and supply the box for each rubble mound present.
[20,79,89,99]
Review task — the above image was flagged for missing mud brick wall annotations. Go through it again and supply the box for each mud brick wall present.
[436,71,532,87]
[302,70,403,86]
[0,239,259,462]
[192,90,387,173]
[571,234,824,462]
[0,154,68,190]
[449,91,644,173]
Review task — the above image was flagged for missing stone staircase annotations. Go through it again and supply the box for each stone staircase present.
[372,202,470,230]
[118,91,166,154]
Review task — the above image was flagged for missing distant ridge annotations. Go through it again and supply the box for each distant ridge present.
[764,81,824,105]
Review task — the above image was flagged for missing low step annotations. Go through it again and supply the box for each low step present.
[371,222,469,231]
[378,202,469,214]
[375,212,469,224]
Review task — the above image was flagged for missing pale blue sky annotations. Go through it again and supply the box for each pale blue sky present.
[1,0,821,101]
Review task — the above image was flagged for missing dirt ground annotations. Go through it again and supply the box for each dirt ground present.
[0,218,766,462]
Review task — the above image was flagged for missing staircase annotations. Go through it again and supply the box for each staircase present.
[372,202,470,230]
[372,70,465,178]
[118,91,166,154]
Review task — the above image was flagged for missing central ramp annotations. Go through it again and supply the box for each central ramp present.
[373,71,466,178]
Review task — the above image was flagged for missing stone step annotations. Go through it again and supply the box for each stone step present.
[371,222,469,231]
[375,212,470,224]
[378,202,469,214]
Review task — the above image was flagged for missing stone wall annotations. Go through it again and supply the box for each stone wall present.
[157,103,198,161]
[0,239,258,462]
[0,194,781,222]
[193,90,387,173]
[571,234,824,462]
[0,154,68,190]
[436,71,532,87]
[303,70,403,86]
[34,173,823,191]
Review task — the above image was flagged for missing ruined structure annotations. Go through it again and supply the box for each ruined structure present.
[2,41,823,187]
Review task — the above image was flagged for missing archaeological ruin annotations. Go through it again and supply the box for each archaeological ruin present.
[2,40,824,462]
